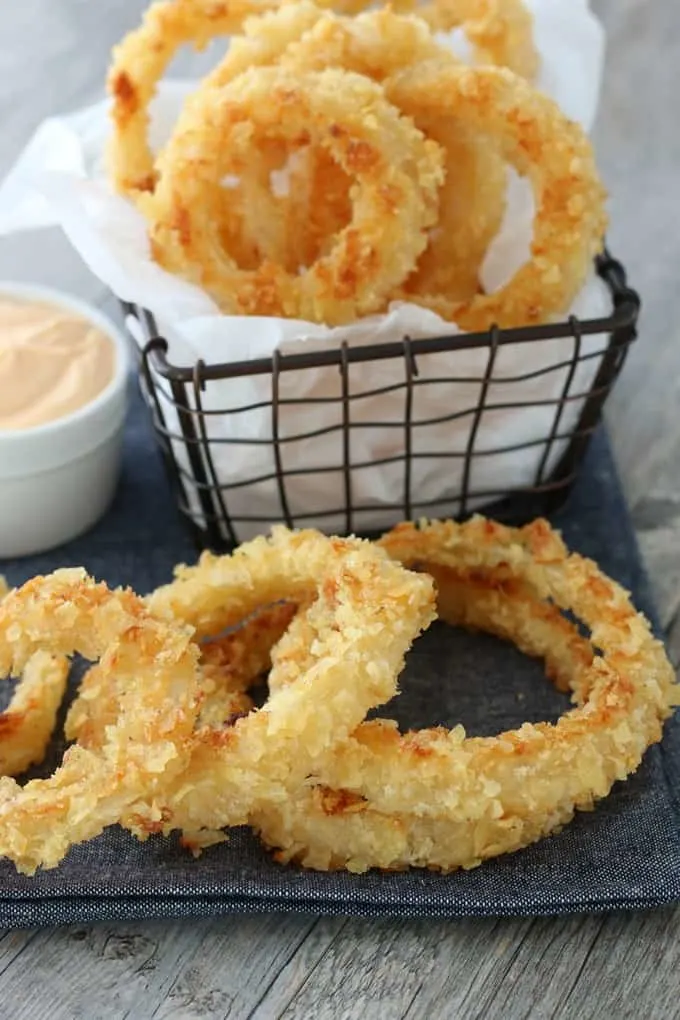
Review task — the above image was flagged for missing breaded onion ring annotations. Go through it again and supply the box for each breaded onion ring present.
[67,602,296,745]
[252,519,676,871]
[107,0,292,268]
[386,62,608,328]
[107,0,270,198]
[121,529,435,838]
[0,579,69,778]
[205,4,506,300]
[147,65,444,323]
[414,0,538,80]
[0,652,69,779]
[0,570,201,874]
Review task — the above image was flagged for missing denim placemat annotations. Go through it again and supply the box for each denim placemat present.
[0,379,679,928]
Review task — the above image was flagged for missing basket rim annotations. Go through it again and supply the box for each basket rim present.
[124,249,640,385]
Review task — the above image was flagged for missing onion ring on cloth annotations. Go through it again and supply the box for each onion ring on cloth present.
[66,602,297,746]
[0,570,201,874]
[147,65,444,323]
[0,652,69,779]
[386,62,608,328]
[0,571,69,777]
[120,528,435,840]
[250,519,677,871]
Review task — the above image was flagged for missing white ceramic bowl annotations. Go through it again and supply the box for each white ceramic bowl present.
[0,282,129,558]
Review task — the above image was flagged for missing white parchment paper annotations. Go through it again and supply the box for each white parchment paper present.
[0,0,607,538]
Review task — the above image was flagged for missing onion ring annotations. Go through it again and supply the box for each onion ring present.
[204,4,506,300]
[386,61,607,328]
[107,0,274,198]
[0,580,69,778]
[66,602,297,746]
[107,0,292,268]
[0,569,200,874]
[412,0,539,80]
[251,518,676,871]
[147,65,444,323]
[120,528,435,838]
[149,519,675,873]
[0,652,69,779]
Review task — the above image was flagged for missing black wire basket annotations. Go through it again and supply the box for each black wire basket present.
[124,250,639,552]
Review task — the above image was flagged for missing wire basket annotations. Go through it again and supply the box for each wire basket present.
[125,250,639,552]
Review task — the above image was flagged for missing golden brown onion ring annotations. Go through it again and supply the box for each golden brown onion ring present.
[147,65,444,323]
[413,0,538,79]
[121,528,435,839]
[386,62,608,328]
[252,519,676,871]
[107,0,290,268]
[0,570,201,874]
[205,4,506,300]
[151,519,674,873]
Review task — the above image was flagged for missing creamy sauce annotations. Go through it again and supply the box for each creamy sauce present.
[0,296,116,431]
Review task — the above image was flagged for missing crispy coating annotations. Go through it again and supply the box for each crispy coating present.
[123,528,435,838]
[107,0,286,268]
[205,4,506,299]
[0,569,200,874]
[252,519,676,871]
[108,0,273,197]
[148,65,444,323]
[66,602,297,745]
[416,0,539,79]
[0,580,69,778]
[387,62,608,328]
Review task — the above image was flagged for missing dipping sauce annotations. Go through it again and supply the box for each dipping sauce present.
[0,296,116,431]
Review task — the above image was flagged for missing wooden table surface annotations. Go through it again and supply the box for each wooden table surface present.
[0,1,678,1017]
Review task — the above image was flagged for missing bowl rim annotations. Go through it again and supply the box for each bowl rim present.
[0,281,129,441]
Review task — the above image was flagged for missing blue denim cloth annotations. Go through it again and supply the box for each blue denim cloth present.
[0,381,678,928]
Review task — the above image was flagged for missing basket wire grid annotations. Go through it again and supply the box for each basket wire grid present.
[126,250,639,552]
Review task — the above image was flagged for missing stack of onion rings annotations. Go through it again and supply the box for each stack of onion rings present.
[166,519,676,873]
[2,517,676,875]
[107,0,610,326]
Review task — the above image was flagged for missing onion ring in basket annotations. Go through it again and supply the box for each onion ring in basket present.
[205,4,507,300]
[147,65,445,323]
[107,0,296,268]
[107,0,275,198]
[386,62,608,328]
[119,528,435,839]
[0,570,201,874]
[250,518,676,872]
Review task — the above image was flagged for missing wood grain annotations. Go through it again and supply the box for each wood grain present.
[0,1,678,1018]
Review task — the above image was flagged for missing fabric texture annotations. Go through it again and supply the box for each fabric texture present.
[0,378,678,928]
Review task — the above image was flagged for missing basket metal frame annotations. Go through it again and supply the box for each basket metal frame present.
[124,250,640,551]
